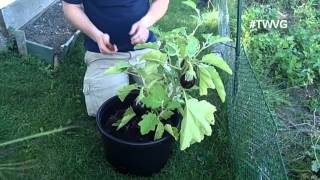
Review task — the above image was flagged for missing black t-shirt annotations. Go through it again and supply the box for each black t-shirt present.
[63,0,156,52]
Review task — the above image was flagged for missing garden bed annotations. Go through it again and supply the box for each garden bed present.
[17,1,79,64]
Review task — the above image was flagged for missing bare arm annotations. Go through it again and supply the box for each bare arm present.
[62,2,117,53]
[141,0,170,28]
[130,0,169,45]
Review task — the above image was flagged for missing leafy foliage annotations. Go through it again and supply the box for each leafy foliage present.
[243,3,320,86]
[106,1,232,150]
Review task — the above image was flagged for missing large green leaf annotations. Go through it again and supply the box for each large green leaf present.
[167,100,181,110]
[187,36,200,58]
[113,107,136,130]
[134,42,160,50]
[164,42,179,56]
[138,50,167,65]
[154,122,165,140]
[171,27,187,37]
[105,61,130,75]
[175,37,188,58]
[180,98,216,150]
[160,110,174,120]
[207,67,226,102]
[142,83,168,109]
[198,65,215,96]
[117,84,138,102]
[201,54,232,75]
[144,62,160,75]
[202,34,232,46]
[139,113,160,135]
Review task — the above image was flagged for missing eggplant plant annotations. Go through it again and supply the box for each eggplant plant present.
[105,0,232,150]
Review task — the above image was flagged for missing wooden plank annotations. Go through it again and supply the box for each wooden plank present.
[26,40,54,64]
[14,29,27,55]
[60,30,81,61]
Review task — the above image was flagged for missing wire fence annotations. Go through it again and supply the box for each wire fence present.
[224,46,288,179]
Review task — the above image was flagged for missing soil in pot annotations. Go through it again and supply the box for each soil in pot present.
[103,109,155,143]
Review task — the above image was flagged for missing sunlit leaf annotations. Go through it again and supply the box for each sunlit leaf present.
[134,42,160,50]
[202,54,232,75]
[154,122,165,140]
[113,107,136,130]
[138,50,167,65]
[207,66,226,102]
[105,61,129,75]
[164,124,179,141]
[160,110,174,120]
[198,65,215,96]
[117,84,138,102]
[142,83,168,109]
[187,36,200,58]
[139,113,160,135]
[180,98,216,150]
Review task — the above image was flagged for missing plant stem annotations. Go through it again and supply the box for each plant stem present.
[0,160,35,167]
[0,126,78,147]
[125,72,140,78]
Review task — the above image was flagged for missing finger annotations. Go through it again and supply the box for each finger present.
[131,37,145,45]
[129,23,139,35]
[99,42,114,54]
[102,37,113,49]
[99,46,112,54]
[108,44,117,54]
[131,34,140,44]
[113,45,118,52]
[131,31,141,42]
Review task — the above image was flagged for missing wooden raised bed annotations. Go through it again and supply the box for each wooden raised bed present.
[14,1,80,65]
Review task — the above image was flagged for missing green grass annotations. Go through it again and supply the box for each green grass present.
[0,0,232,179]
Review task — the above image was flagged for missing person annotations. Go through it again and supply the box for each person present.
[62,0,169,117]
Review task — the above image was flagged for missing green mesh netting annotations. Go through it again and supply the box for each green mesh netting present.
[224,47,288,179]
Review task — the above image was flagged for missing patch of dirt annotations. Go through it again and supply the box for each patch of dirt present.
[22,1,76,54]
[103,108,156,143]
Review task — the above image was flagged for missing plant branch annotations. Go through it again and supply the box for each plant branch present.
[0,126,78,147]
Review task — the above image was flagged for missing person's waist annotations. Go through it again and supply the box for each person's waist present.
[85,48,152,65]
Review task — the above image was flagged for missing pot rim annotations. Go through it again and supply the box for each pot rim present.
[96,95,174,146]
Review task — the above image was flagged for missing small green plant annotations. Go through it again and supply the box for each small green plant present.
[105,0,232,150]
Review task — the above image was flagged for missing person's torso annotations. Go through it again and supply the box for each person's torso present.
[83,0,155,52]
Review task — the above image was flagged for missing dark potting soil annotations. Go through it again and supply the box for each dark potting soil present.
[22,1,76,54]
[103,109,156,143]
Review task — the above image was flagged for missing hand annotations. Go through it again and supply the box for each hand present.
[129,20,150,45]
[95,33,118,54]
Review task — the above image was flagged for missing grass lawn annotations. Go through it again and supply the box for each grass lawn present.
[0,0,233,179]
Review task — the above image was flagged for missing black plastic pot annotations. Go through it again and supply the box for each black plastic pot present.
[96,92,181,176]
